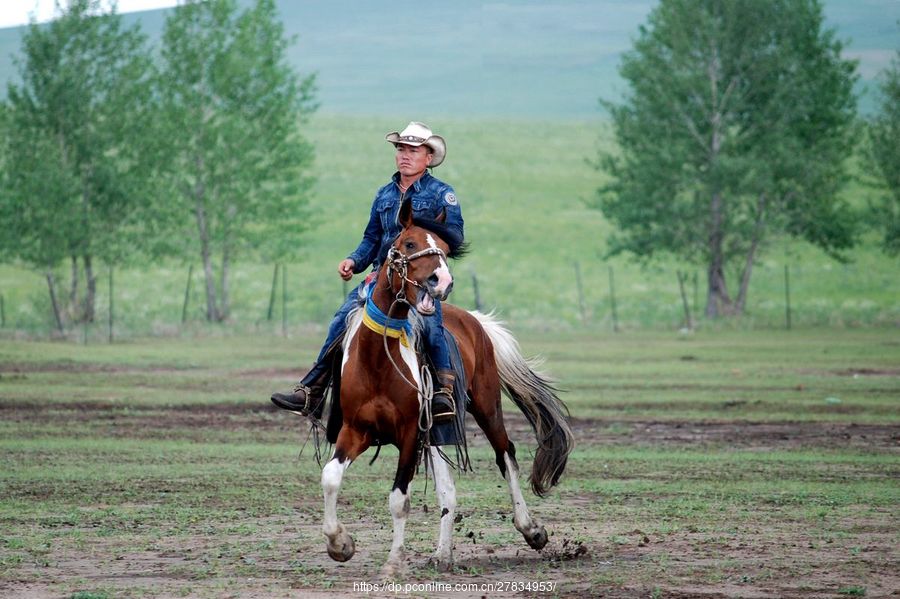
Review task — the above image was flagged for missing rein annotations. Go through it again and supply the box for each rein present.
[375,244,448,430]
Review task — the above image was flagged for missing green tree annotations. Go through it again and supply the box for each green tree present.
[0,0,154,327]
[593,0,858,317]
[155,0,316,322]
[867,49,900,255]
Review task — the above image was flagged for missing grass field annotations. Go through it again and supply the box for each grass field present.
[1,327,897,598]
[1,114,898,340]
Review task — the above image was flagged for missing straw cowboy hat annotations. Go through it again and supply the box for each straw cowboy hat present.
[385,121,446,168]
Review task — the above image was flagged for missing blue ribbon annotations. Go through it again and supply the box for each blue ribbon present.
[364,281,413,338]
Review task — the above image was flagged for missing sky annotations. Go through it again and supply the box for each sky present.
[0,0,178,29]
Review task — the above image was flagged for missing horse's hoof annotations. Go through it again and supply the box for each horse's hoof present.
[427,553,453,573]
[525,525,548,551]
[381,549,408,580]
[326,533,355,562]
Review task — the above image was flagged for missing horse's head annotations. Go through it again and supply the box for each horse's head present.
[387,198,463,315]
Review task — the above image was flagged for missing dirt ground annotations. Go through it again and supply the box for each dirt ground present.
[3,394,898,598]
[2,341,899,599]
[4,397,898,449]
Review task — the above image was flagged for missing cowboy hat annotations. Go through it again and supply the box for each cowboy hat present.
[385,121,446,168]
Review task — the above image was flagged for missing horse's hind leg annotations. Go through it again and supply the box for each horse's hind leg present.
[427,445,456,571]
[500,442,548,550]
[322,427,368,562]
[470,388,548,551]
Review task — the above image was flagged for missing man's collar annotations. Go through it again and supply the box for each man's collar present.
[392,171,431,193]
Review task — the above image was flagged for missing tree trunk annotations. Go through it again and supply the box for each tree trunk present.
[83,255,96,323]
[195,199,221,322]
[219,240,231,321]
[705,190,734,318]
[68,255,79,323]
[46,271,65,335]
[191,154,222,323]
[706,262,734,318]
[703,46,738,319]
[734,194,768,313]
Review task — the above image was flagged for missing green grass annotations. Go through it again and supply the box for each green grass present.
[1,114,898,339]
[0,328,897,596]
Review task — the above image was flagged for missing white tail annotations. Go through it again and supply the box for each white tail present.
[471,311,574,496]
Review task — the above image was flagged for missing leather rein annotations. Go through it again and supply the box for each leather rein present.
[378,243,448,431]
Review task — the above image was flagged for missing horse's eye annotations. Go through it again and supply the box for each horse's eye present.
[404,241,416,250]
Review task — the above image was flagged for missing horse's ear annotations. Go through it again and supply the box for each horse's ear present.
[398,197,413,228]
[436,207,446,224]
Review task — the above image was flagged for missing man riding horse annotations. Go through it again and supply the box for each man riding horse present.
[271,121,462,422]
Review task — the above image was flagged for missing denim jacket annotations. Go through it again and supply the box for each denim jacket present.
[347,171,464,273]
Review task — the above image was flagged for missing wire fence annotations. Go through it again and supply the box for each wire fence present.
[0,259,897,343]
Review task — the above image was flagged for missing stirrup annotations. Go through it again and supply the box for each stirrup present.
[291,383,312,412]
[431,391,456,421]
[271,384,313,414]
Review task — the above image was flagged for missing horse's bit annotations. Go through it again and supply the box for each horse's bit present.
[385,245,446,304]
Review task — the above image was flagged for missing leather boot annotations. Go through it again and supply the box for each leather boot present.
[431,369,456,422]
[271,361,330,416]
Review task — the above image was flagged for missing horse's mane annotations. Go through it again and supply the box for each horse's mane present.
[411,217,469,259]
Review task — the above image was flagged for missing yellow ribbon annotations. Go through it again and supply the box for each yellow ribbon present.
[362,310,410,348]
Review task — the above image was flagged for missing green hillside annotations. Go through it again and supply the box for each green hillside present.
[0,2,896,337]
[0,0,896,116]
[1,114,896,338]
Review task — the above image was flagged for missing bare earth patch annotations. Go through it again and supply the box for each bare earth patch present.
[4,399,898,452]
[1,365,898,597]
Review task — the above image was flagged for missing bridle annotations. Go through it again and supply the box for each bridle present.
[385,245,447,304]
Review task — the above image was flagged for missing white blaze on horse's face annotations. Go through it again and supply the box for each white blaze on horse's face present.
[425,233,453,297]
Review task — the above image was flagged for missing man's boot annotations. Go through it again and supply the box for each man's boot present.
[431,369,456,422]
[271,361,330,416]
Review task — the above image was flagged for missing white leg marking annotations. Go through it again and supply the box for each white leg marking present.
[430,446,457,565]
[504,453,535,533]
[322,457,350,537]
[388,487,411,559]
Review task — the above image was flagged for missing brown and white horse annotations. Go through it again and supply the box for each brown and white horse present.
[320,199,573,575]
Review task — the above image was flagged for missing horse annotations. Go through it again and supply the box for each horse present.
[319,198,574,576]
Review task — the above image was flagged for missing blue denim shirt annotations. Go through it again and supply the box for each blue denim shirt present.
[347,171,464,273]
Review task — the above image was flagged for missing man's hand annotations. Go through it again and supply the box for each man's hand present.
[338,258,355,281]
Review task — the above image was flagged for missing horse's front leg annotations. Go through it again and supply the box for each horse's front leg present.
[382,433,419,579]
[322,428,367,562]
[428,445,457,572]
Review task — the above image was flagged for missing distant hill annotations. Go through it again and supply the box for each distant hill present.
[0,0,896,118]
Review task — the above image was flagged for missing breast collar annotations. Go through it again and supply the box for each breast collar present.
[361,280,412,348]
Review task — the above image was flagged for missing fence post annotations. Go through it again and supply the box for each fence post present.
[574,261,587,324]
[267,263,279,321]
[108,267,114,343]
[0,293,5,328]
[608,265,619,333]
[471,269,483,312]
[784,264,792,330]
[282,263,288,337]
[182,264,193,324]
